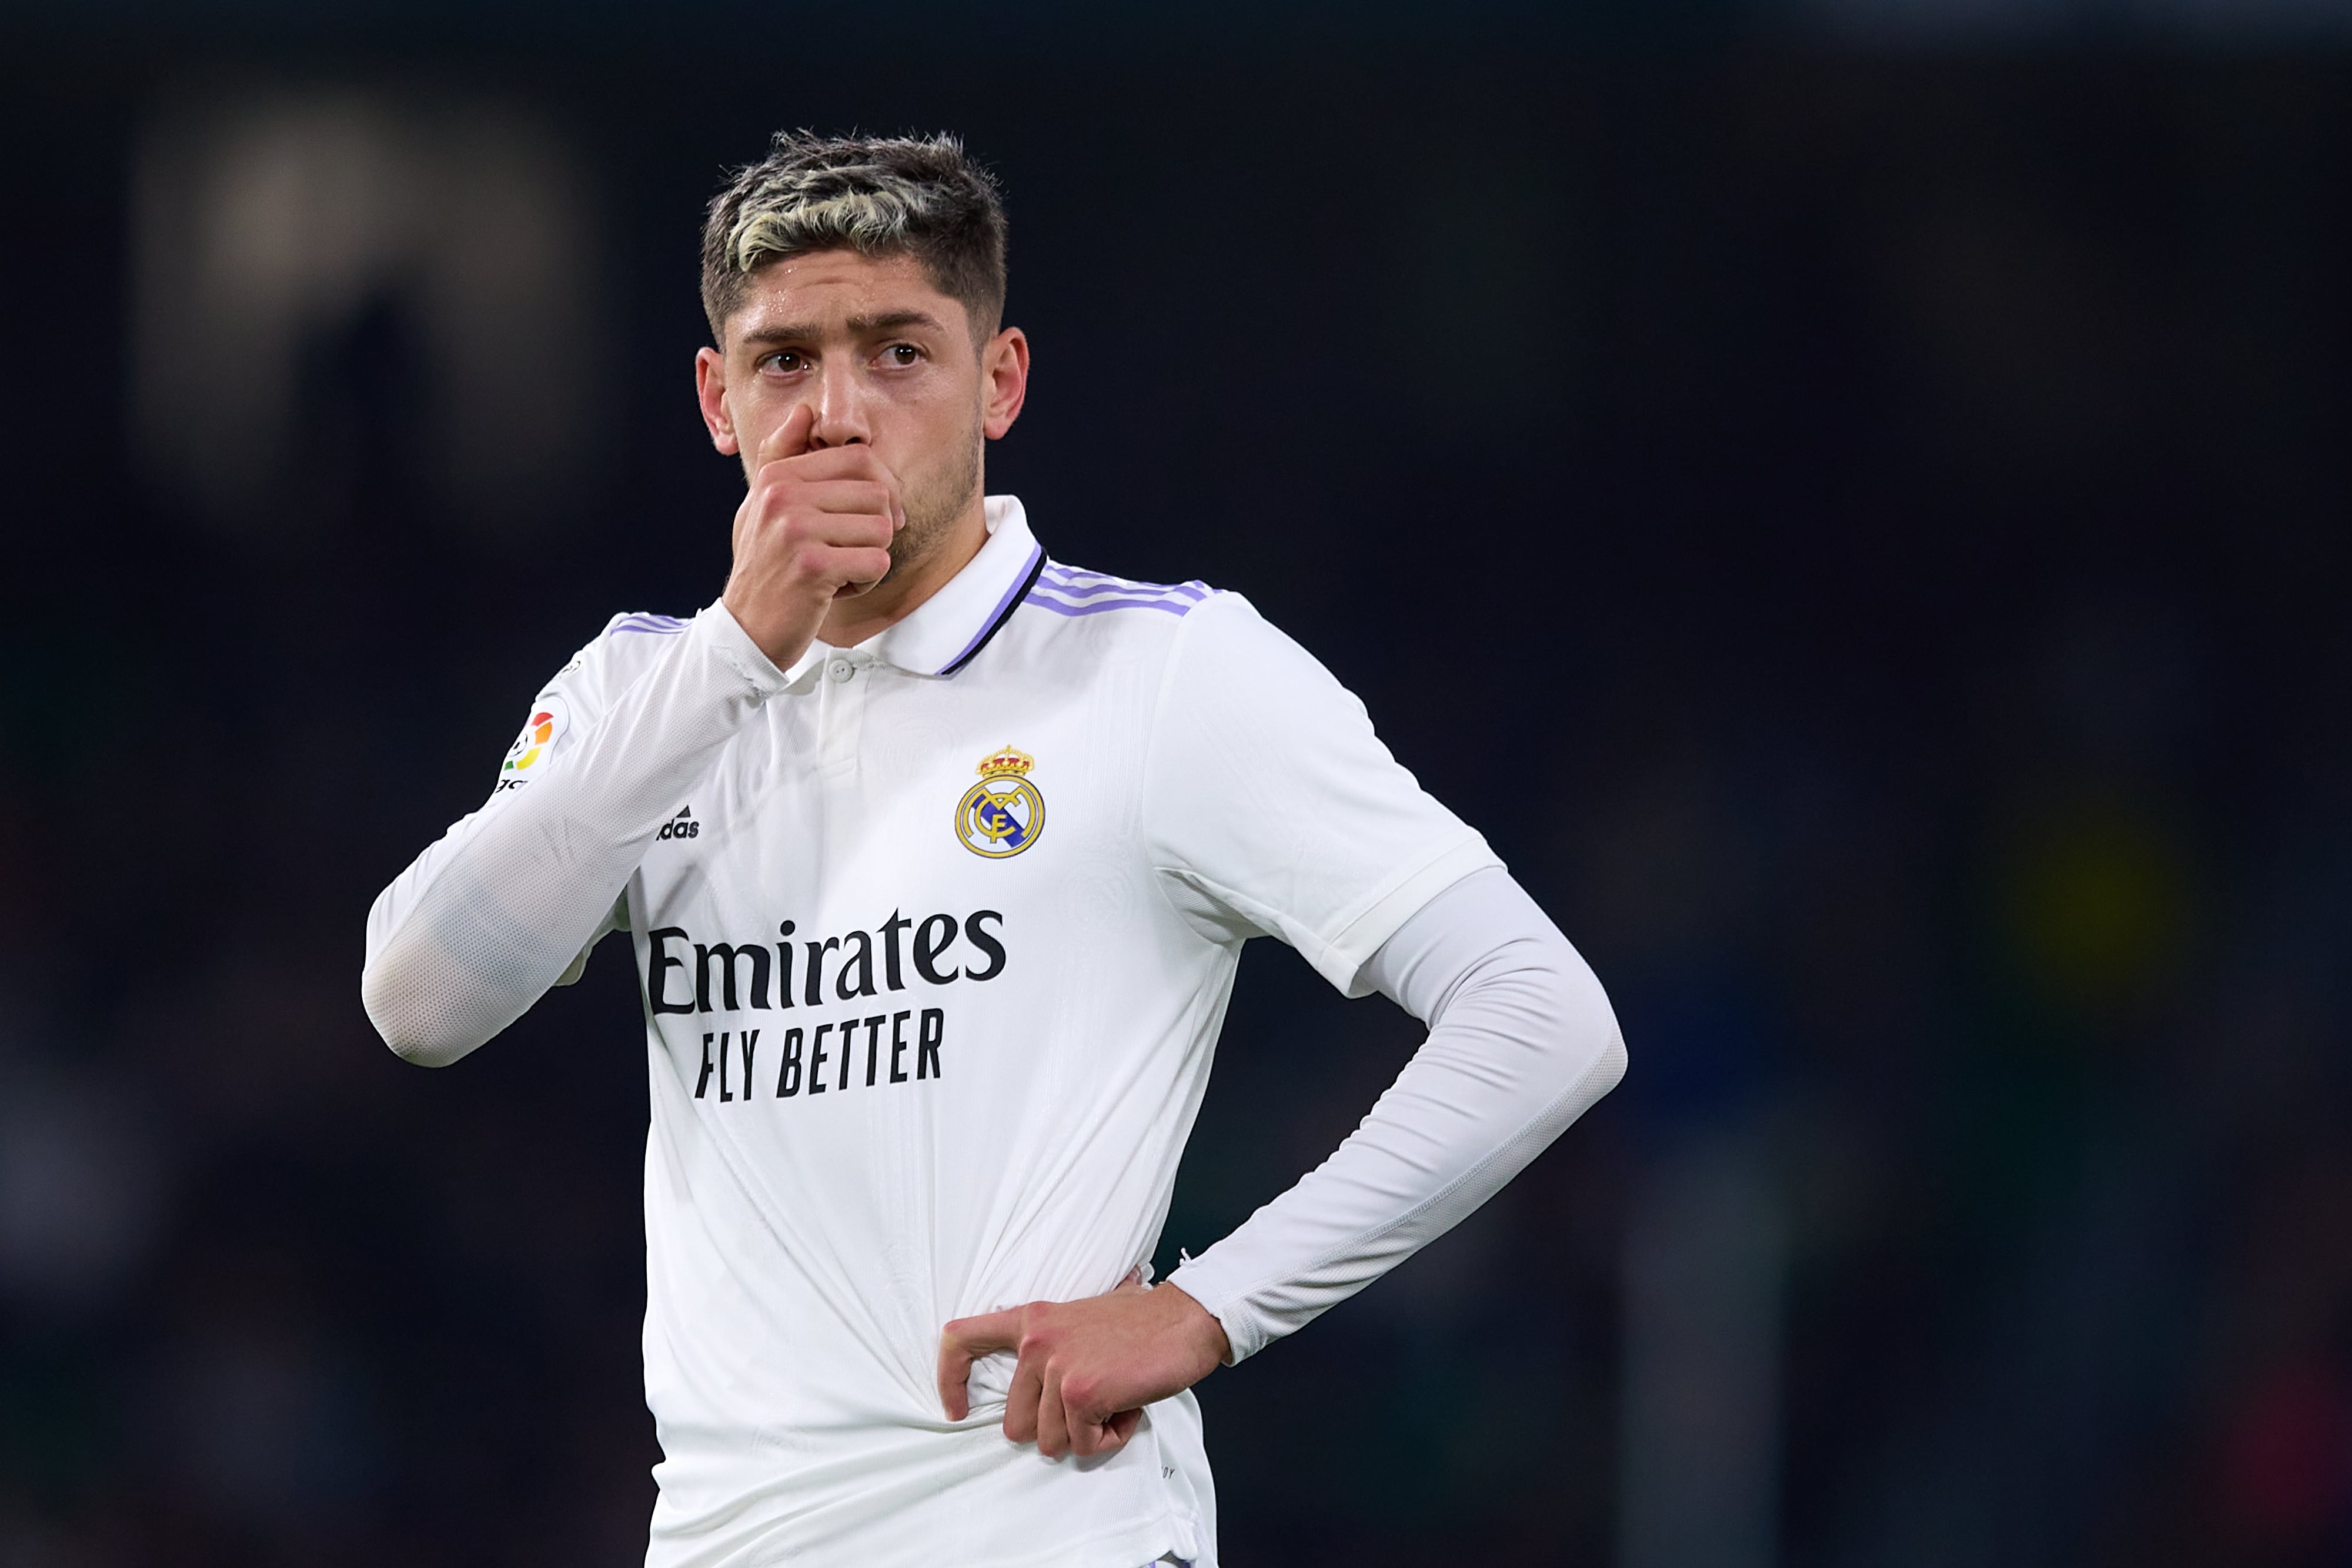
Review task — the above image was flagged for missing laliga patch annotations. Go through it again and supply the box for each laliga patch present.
[956,745,1045,858]
[500,691,571,782]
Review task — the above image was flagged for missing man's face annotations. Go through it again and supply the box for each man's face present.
[695,250,1025,588]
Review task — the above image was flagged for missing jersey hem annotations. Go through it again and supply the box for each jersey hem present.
[646,1506,1205,1568]
[949,1508,1205,1568]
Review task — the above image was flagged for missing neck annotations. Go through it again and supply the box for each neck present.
[817,489,990,649]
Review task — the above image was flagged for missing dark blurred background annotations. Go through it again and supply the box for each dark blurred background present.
[3,2,2349,1564]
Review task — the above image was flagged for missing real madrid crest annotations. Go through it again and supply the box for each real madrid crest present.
[956,745,1045,858]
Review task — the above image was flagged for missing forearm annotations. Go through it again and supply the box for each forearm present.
[1164,869,1625,1362]
[361,602,791,1066]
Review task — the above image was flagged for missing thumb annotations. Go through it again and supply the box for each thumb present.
[937,1306,1025,1420]
[757,402,815,466]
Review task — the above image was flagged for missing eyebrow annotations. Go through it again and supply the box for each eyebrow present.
[736,309,948,347]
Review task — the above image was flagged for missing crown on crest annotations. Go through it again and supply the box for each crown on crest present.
[976,745,1034,778]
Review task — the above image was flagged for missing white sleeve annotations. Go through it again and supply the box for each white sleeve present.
[360,601,793,1068]
[1162,867,1626,1363]
[1141,593,1502,994]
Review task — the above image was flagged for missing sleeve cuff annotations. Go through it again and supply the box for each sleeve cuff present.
[696,598,801,698]
[1164,1258,1272,1365]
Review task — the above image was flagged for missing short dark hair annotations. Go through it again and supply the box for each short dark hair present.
[699,131,1008,345]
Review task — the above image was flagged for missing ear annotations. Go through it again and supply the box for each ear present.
[980,327,1029,440]
[695,346,740,456]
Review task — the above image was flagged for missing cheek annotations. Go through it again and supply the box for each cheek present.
[882,375,978,447]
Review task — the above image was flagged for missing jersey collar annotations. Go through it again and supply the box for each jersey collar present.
[865,495,1044,678]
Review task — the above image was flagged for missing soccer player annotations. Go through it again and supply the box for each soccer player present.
[362,132,1626,1568]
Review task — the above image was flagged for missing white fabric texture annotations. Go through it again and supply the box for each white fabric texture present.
[358,496,1618,1568]
[1164,867,1626,1364]
[1137,595,1501,995]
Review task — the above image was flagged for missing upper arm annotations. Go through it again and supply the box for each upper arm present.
[1140,594,1501,995]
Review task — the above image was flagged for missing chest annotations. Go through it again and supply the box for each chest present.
[632,648,1164,974]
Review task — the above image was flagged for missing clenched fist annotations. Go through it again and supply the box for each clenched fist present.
[721,403,905,671]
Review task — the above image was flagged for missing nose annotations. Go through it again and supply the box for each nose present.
[806,355,870,449]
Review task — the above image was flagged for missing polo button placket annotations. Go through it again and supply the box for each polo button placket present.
[815,649,867,782]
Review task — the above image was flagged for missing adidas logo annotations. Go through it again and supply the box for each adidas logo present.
[657,805,701,842]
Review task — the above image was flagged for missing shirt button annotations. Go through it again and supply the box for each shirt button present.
[827,660,854,683]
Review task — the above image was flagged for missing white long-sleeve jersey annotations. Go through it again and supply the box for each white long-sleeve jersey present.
[362,497,1624,1568]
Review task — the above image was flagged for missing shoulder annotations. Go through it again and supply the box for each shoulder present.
[1001,563,1347,711]
[533,608,691,714]
[599,609,691,638]
[1014,560,1285,660]
[1011,563,1334,683]
[583,608,691,674]
[1019,560,1217,628]
[490,607,689,790]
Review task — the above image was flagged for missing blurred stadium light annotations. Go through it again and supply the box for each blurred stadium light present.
[131,86,603,537]
[0,1069,165,1310]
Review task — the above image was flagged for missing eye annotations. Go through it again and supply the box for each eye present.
[880,343,924,367]
[757,350,808,375]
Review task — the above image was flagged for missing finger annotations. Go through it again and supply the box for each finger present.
[782,511,893,553]
[1104,1407,1141,1452]
[1077,1405,1141,1459]
[937,1308,1026,1420]
[774,444,906,533]
[937,1340,973,1422]
[827,546,896,598]
[759,442,894,484]
[1036,1365,1070,1459]
[756,402,815,466]
[1003,1348,1045,1445]
[1058,1368,1122,1459]
[796,479,899,517]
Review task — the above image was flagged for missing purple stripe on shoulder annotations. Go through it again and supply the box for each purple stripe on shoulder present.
[1040,563,1204,597]
[1025,593,1202,619]
[1035,577,1208,606]
[1031,560,1216,618]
